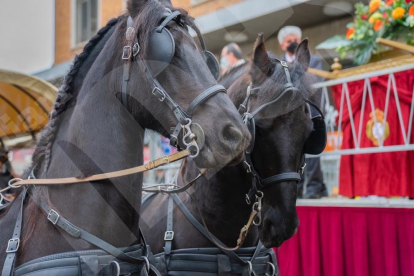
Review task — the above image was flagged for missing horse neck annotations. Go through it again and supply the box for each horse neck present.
[179,159,259,247]
[34,47,146,247]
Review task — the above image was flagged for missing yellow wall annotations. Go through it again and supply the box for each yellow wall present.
[55,0,72,65]
[172,0,243,17]
[54,0,125,65]
[54,0,241,65]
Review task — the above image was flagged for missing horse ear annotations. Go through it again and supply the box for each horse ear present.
[251,33,273,83]
[295,38,310,72]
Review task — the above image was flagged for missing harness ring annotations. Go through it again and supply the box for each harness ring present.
[266,262,276,276]
[8,178,23,189]
[109,261,121,276]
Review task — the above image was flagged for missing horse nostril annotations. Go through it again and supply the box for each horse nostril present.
[222,124,245,150]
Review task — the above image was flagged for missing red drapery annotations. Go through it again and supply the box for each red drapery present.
[276,206,414,276]
[332,70,414,197]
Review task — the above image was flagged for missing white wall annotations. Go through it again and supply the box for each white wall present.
[0,0,55,74]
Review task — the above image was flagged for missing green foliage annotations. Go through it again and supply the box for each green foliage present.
[335,0,414,65]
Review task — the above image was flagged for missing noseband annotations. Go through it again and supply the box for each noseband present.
[238,59,309,203]
[121,11,226,158]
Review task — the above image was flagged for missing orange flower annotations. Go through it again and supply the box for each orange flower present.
[392,7,406,19]
[409,5,414,16]
[369,0,381,12]
[385,0,394,5]
[373,20,384,31]
[346,28,355,39]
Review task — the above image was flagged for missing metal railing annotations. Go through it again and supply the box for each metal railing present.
[313,64,414,195]
[145,65,414,196]
[314,63,414,156]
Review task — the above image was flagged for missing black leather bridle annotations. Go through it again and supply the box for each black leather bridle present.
[238,59,312,203]
[121,11,226,158]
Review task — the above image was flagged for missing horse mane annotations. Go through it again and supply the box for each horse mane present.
[31,17,121,174]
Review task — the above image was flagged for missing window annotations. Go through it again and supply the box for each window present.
[75,0,99,45]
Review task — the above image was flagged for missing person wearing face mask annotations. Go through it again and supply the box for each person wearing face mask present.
[220,43,245,74]
[278,26,327,199]
[278,26,322,69]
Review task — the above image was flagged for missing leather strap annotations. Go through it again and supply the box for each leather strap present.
[259,172,301,188]
[1,150,190,191]
[249,87,300,118]
[164,195,174,265]
[142,168,206,194]
[186,85,226,116]
[170,194,260,265]
[156,11,181,32]
[35,194,153,266]
[1,188,27,276]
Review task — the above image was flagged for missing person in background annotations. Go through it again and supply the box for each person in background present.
[0,149,14,193]
[278,26,322,69]
[220,43,245,74]
[277,25,328,199]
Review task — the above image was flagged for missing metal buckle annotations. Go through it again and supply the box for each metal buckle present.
[132,43,140,57]
[6,238,20,253]
[109,261,121,276]
[164,231,174,241]
[47,209,60,225]
[8,178,23,189]
[152,87,166,102]
[280,60,288,67]
[122,46,132,60]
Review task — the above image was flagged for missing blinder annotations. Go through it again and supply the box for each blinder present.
[146,10,220,79]
[303,102,327,155]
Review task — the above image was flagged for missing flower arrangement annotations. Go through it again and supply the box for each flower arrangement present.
[337,0,414,65]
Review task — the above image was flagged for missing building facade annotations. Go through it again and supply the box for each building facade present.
[35,0,356,84]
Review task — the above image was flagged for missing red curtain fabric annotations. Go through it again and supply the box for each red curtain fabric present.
[332,70,414,197]
[276,206,414,276]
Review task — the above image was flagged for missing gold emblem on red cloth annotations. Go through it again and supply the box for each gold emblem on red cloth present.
[366,109,389,146]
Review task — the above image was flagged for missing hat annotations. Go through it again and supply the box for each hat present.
[278,26,302,44]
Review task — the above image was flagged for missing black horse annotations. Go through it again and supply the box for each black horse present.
[141,34,323,275]
[0,0,250,275]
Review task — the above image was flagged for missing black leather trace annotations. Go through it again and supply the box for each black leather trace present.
[147,27,175,77]
[304,102,327,155]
